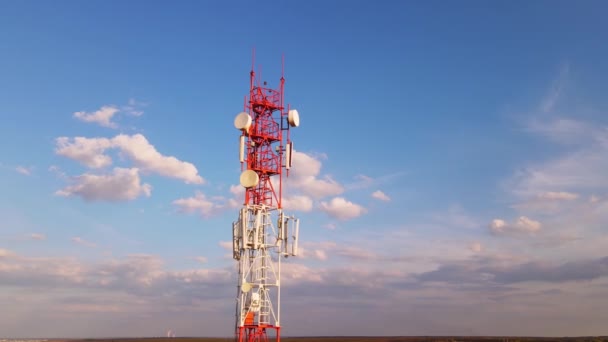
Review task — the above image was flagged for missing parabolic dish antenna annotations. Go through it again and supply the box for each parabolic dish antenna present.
[287,109,300,127]
[240,169,259,188]
[241,282,252,293]
[234,112,252,131]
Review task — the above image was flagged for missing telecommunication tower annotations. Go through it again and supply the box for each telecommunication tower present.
[231,55,301,342]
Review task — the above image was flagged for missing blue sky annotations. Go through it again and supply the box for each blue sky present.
[2,0,608,338]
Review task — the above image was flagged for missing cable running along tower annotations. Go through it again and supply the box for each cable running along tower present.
[232,54,301,342]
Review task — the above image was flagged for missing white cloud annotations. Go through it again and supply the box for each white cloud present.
[56,167,152,201]
[122,98,146,117]
[319,197,367,220]
[297,246,329,261]
[28,233,46,241]
[172,191,221,218]
[540,62,569,113]
[112,134,203,184]
[71,237,96,248]
[489,216,542,236]
[55,136,113,168]
[3,247,608,336]
[194,256,207,264]
[346,172,405,190]
[371,190,390,201]
[218,241,232,250]
[48,165,67,179]
[15,166,32,176]
[429,204,481,230]
[509,124,608,198]
[229,184,244,197]
[55,134,204,184]
[469,242,482,253]
[334,245,378,260]
[538,191,579,201]
[526,118,594,145]
[74,105,120,128]
[0,248,15,258]
[288,151,343,198]
[324,223,337,230]
[314,249,328,260]
[348,174,374,189]
[282,195,313,212]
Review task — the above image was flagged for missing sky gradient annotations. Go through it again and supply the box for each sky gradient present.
[1,0,608,338]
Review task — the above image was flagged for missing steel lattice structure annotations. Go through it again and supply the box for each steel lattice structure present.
[231,55,300,342]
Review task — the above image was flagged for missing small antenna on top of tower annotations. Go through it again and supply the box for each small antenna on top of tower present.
[281,54,285,80]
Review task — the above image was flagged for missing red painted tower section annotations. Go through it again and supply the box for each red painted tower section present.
[241,59,291,210]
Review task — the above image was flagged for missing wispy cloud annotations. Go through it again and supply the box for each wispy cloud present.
[71,237,96,248]
[489,216,542,236]
[73,100,146,128]
[345,172,405,191]
[541,62,569,113]
[28,233,46,241]
[15,166,33,176]
[122,98,146,117]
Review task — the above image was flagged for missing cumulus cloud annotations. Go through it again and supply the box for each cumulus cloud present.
[112,134,203,184]
[71,237,96,248]
[56,167,152,201]
[489,216,542,236]
[55,134,204,184]
[371,190,390,201]
[319,197,367,220]
[288,151,343,198]
[74,105,120,128]
[55,136,114,168]
[282,195,313,212]
[172,191,222,218]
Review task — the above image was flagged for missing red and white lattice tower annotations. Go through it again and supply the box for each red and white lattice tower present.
[231,55,300,342]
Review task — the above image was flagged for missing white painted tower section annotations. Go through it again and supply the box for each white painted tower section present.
[232,204,299,335]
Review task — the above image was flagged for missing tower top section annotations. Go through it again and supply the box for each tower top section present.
[233,54,299,209]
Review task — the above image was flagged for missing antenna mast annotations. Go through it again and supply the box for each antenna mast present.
[231,53,301,342]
